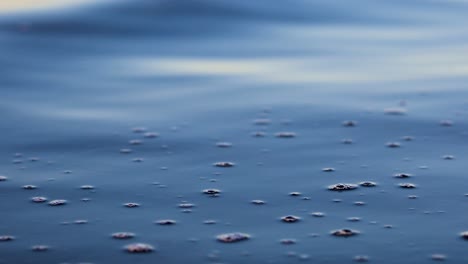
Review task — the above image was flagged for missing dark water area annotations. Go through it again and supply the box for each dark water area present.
[1,0,468,263]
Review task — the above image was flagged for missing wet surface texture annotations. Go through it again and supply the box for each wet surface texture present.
[1,0,468,263]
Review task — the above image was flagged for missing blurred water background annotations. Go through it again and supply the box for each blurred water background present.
[1,0,468,263]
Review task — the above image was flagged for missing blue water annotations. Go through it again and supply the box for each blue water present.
[1,0,468,263]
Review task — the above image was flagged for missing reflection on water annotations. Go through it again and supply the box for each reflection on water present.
[1,0,468,263]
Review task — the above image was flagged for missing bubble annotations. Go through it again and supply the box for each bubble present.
[383,224,394,229]
[213,162,235,168]
[359,181,377,187]
[322,168,335,172]
[29,157,40,162]
[129,139,143,145]
[202,189,221,197]
[394,173,413,178]
[431,254,447,261]
[178,203,195,209]
[216,142,232,148]
[354,255,370,262]
[289,192,302,197]
[23,185,37,190]
[330,228,360,237]
[31,197,47,203]
[124,203,140,208]
[80,185,95,190]
[460,231,468,240]
[399,183,417,189]
[442,155,455,160]
[280,239,297,245]
[408,195,418,199]
[342,139,354,144]
[342,121,357,127]
[203,220,217,225]
[386,142,401,148]
[310,212,325,217]
[144,132,159,138]
[48,200,67,206]
[0,235,14,242]
[74,220,88,224]
[155,219,176,225]
[124,243,154,253]
[0,176,7,181]
[253,119,271,125]
[251,200,266,205]
[354,201,366,206]
[384,107,407,115]
[275,132,296,138]
[132,158,144,163]
[216,232,250,243]
[347,217,361,222]
[281,215,301,223]
[440,120,453,127]
[32,245,49,252]
[328,183,358,191]
[132,127,147,133]
[112,232,135,239]
[120,148,132,154]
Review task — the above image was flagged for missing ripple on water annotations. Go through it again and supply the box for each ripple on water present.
[123,203,140,208]
[0,235,15,242]
[394,173,413,178]
[31,197,47,203]
[0,176,7,181]
[213,162,235,168]
[342,120,357,127]
[281,215,301,223]
[275,132,296,138]
[359,181,377,187]
[216,232,250,243]
[155,219,176,225]
[202,189,221,197]
[23,185,37,190]
[399,183,416,189]
[32,245,49,252]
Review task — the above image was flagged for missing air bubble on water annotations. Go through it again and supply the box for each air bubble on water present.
[120,148,132,154]
[384,107,407,115]
[132,158,144,162]
[32,245,49,252]
[253,119,271,125]
[354,255,369,262]
[155,219,176,225]
[347,217,361,222]
[29,157,40,162]
[74,220,88,224]
[354,201,366,206]
[80,185,94,190]
[251,200,266,205]
[31,197,47,203]
[386,142,401,148]
[280,239,297,245]
[442,155,455,160]
[132,127,147,133]
[203,220,217,225]
[112,232,135,239]
[48,200,67,206]
[330,228,359,237]
[402,136,414,141]
[281,215,301,223]
[430,254,447,261]
[394,173,412,178]
[23,185,37,190]
[460,231,468,240]
[0,235,14,242]
[322,168,335,172]
[216,142,232,148]
[275,132,296,138]
[310,212,325,217]
[359,181,377,187]
[129,139,142,145]
[399,183,416,189]
[342,139,354,144]
[328,183,358,191]
[252,131,267,138]
[213,162,235,168]
[216,232,250,243]
[342,121,357,127]
[0,176,7,181]
[12,159,23,164]
[123,203,140,208]
[408,195,418,199]
[440,120,453,127]
[124,243,154,253]
[289,192,301,197]
[202,189,221,197]
[144,132,159,138]
[178,203,195,209]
